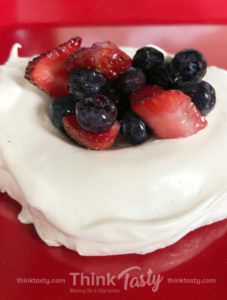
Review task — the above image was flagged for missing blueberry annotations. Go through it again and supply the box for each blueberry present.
[49,96,76,129]
[106,87,130,119]
[178,81,216,115]
[147,62,173,88]
[69,68,107,101]
[121,110,149,145]
[76,94,117,133]
[132,47,164,71]
[115,67,146,94]
[167,49,207,84]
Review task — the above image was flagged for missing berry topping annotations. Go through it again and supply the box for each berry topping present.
[167,49,207,84]
[49,96,76,129]
[25,37,82,98]
[25,38,214,150]
[132,47,164,71]
[76,95,117,133]
[115,67,146,94]
[65,41,132,80]
[69,68,107,101]
[177,81,216,115]
[63,115,121,150]
[130,87,207,139]
[121,110,149,145]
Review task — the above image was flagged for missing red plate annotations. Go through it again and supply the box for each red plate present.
[0,25,227,300]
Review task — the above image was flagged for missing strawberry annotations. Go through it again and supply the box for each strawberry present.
[25,37,82,98]
[130,85,164,105]
[65,41,132,80]
[130,86,208,139]
[63,115,121,150]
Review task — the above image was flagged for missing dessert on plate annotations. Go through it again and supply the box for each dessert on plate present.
[0,37,226,255]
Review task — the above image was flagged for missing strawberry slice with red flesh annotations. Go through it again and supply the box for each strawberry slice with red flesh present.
[25,37,82,98]
[130,85,164,105]
[65,41,132,80]
[63,115,121,150]
[130,86,208,139]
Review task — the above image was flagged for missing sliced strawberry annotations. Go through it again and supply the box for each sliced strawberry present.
[130,87,208,139]
[25,37,82,98]
[63,115,121,150]
[130,85,164,105]
[65,41,132,80]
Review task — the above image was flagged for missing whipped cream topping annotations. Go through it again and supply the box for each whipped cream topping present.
[0,44,227,256]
